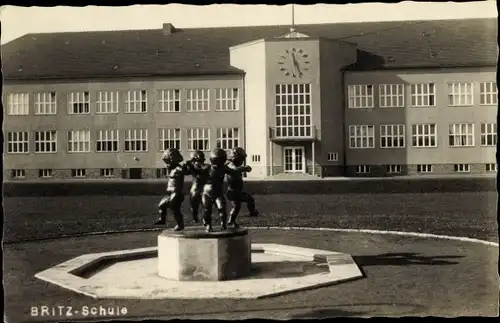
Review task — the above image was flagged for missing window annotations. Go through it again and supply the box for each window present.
[380,125,405,148]
[348,85,374,108]
[416,164,433,173]
[35,92,57,115]
[38,169,53,178]
[159,89,181,112]
[216,88,239,111]
[410,83,435,107]
[7,93,29,115]
[387,165,402,173]
[186,89,210,112]
[251,155,261,163]
[327,152,338,161]
[480,123,497,146]
[68,92,90,114]
[486,163,497,172]
[448,83,473,106]
[379,84,404,108]
[100,168,115,177]
[349,125,375,148]
[411,124,437,148]
[216,128,240,150]
[454,164,470,173]
[158,128,181,151]
[156,168,168,178]
[68,130,91,153]
[356,165,370,174]
[71,169,86,178]
[187,128,210,151]
[275,84,313,137]
[11,169,26,179]
[448,123,474,147]
[124,129,148,152]
[96,130,119,152]
[34,131,57,153]
[96,91,119,114]
[7,132,29,153]
[480,82,497,106]
[125,90,147,113]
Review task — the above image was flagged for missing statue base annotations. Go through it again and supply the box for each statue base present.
[158,226,251,281]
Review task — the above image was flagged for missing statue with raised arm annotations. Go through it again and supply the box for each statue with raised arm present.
[154,148,188,231]
[226,147,258,228]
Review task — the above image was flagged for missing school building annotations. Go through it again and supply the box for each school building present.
[2,18,498,180]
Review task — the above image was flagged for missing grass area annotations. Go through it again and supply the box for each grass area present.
[3,192,498,243]
[4,230,498,321]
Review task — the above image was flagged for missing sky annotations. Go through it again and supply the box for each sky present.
[0,1,497,44]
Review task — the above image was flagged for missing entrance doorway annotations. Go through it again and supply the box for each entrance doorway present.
[283,146,305,173]
[129,168,143,179]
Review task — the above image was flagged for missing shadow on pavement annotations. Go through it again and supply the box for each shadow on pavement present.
[290,308,367,318]
[353,252,464,267]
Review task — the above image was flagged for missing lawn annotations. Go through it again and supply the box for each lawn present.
[3,192,498,243]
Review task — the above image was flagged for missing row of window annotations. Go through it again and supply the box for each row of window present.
[348,82,498,108]
[349,123,497,148]
[5,128,240,153]
[5,88,240,115]
[354,163,498,174]
[10,163,498,179]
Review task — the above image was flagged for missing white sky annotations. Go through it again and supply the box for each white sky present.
[0,1,497,44]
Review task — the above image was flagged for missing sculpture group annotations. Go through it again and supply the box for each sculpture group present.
[154,147,259,233]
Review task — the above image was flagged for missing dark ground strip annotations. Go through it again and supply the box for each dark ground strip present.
[3,192,498,243]
[3,230,498,321]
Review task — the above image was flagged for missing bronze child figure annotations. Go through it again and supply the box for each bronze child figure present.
[154,148,188,231]
[226,147,258,228]
[200,148,229,233]
[185,150,208,223]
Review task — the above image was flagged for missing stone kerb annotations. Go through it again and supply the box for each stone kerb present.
[158,227,251,281]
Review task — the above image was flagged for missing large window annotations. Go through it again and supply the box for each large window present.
[348,85,374,109]
[379,84,404,108]
[187,128,210,151]
[125,90,147,113]
[275,84,312,137]
[454,164,470,173]
[417,164,433,173]
[7,93,29,115]
[35,92,57,115]
[448,123,474,147]
[96,91,119,114]
[7,131,29,153]
[68,130,91,153]
[480,123,497,146]
[380,125,405,148]
[480,82,498,106]
[215,88,239,111]
[159,89,181,112]
[216,128,240,150]
[410,83,435,107]
[68,92,90,114]
[349,125,375,149]
[34,131,57,153]
[158,128,181,151]
[124,129,148,152]
[448,83,473,106]
[96,129,119,152]
[411,124,437,147]
[186,89,210,112]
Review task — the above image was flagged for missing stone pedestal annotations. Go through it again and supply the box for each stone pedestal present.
[158,227,251,281]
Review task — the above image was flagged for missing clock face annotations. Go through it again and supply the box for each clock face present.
[277,47,311,78]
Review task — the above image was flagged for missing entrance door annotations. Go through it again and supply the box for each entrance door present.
[283,146,305,173]
[129,168,143,179]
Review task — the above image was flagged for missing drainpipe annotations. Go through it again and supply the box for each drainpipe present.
[341,71,347,177]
